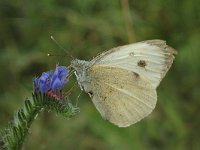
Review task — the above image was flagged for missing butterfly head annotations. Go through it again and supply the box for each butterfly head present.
[70,59,90,90]
[71,59,89,72]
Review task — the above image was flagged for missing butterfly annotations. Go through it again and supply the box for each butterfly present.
[71,39,177,127]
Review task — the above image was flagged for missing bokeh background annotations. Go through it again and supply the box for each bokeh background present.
[0,0,200,149]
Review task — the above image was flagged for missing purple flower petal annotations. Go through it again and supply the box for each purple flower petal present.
[51,66,69,91]
[32,66,69,94]
[55,66,69,80]
[38,71,52,93]
[51,77,63,91]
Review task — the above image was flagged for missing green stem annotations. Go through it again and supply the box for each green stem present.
[0,93,80,150]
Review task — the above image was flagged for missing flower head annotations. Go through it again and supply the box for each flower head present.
[51,66,69,91]
[33,66,69,99]
[38,71,53,93]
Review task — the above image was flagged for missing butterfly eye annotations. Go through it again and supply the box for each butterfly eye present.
[88,91,94,98]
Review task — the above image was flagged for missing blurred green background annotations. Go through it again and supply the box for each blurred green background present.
[0,0,200,150]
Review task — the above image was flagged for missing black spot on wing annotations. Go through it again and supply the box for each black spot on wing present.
[137,60,147,67]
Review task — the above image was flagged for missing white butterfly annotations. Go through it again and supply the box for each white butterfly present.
[71,40,176,127]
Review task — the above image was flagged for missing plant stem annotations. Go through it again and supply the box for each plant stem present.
[0,93,79,150]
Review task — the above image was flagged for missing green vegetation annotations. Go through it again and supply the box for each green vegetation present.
[0,93,79,150]
[0,0,200,149]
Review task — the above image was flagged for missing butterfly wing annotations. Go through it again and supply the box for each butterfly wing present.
[90,40,176,88]
[85,40,176,127]
[88,66,157,127]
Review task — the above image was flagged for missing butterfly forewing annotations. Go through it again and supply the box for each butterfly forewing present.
[91,40,176,88]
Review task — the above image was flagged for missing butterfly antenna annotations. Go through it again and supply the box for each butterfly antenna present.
[47,53,64,57]
[47,53,59,57]
[50,35,74,60]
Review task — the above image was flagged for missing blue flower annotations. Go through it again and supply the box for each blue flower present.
[33,66,69,95]
[38,71,53,93]
[51,66,69,91]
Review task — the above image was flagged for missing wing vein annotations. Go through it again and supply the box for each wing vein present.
[103,82,154,109]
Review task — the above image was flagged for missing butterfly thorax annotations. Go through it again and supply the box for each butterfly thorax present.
[71,59,91,91]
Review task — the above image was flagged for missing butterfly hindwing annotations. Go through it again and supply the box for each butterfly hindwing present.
[88,65,157,127]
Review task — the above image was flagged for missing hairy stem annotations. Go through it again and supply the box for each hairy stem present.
[0,93,80,150]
